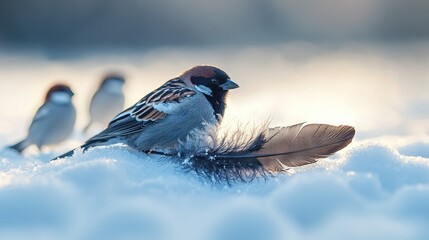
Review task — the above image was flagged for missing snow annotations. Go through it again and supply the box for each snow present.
[0,142,428,240]
[1,43,429,239]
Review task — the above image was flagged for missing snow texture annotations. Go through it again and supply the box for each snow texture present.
[0,141,428,240]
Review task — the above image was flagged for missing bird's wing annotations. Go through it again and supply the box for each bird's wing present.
[86,78,196,142]
[31,105,50,123]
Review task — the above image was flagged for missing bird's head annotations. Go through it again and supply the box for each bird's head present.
[180,65,239,96]
[100,73,126,94]
[45,84,74,104]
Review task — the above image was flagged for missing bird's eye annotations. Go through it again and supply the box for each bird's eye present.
[211,78,219,84]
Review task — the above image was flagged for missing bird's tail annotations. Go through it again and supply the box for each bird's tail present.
[51,142,95,161]
[152,123,355,184]
[9,139,30,153]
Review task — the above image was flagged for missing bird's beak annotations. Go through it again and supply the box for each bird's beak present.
[220,79,239,90]
[69,90,75,96]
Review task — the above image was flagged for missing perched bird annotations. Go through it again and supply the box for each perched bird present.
[9,84,76,153]
[54,65,239,159]
[155,122,356,183]
[83,73,126,134]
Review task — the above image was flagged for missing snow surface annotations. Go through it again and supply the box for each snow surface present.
[1,43,429,239]
[0,142,428,240]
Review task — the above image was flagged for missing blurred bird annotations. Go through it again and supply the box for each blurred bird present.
[83,73,126,134]
[9,84,76,153]
[54,65,239,159]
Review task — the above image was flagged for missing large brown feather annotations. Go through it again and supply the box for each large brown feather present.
[229,123,355,172]
[148,123,355,183]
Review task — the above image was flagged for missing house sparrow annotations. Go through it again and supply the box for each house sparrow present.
[83,73,126,133]
[9,84,76,153]
[54,65,239,159]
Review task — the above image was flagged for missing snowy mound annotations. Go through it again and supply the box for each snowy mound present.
[1,143,429,240]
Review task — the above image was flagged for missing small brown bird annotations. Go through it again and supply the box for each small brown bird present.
[9,84,76,153]
[54,65,239,159]
[83,73,126,133]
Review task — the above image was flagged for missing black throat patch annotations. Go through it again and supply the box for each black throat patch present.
[190,75,230,122]
[203,90,228,122]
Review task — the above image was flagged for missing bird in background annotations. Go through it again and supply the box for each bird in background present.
[9,84,76,153]
[83,73,126,134]
[54,65,239,159]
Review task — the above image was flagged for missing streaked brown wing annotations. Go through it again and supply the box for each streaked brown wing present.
[86,78,195,142]
[131,87,195,121]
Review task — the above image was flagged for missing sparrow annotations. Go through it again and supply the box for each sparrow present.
[9,84,76,153]
[83,73,126,133]
[54,65,239,159]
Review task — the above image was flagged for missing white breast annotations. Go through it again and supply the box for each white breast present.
[103,80,124,94]
[50,92,71,104]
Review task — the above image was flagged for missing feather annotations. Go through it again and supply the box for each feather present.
[235,123,356,171]
[152,122,355,183]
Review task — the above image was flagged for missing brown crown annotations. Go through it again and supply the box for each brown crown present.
[45,84,73,101]
[180,65,228,79]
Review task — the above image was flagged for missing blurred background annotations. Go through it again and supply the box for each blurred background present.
[1,0,428,148]
[1,1,429,240]
[1,0,429,51]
